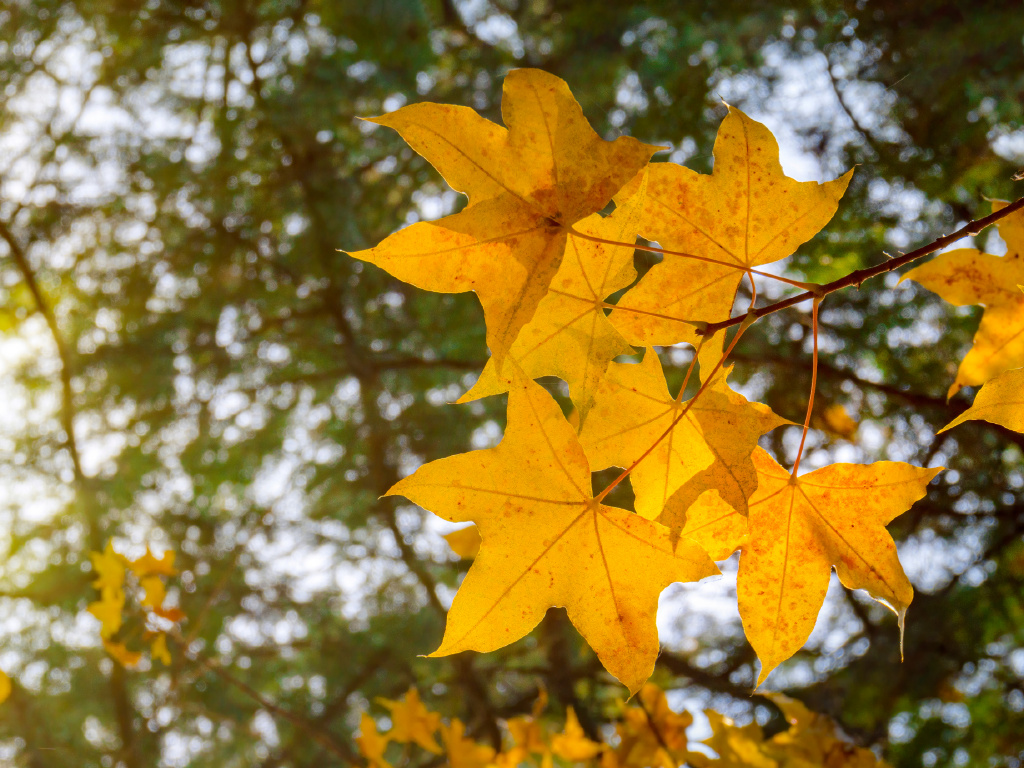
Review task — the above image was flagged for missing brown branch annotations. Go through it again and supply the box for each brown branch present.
[192,647,357,763]
[700,195,1024,336]
[110,664,141,768]
[0,220,84,481]
[822,51,887,163]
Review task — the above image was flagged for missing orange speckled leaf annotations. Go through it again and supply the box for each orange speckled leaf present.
[610,107,852,347]
[347,69,660,362]
[387,376,717,694]
[902,200,1024,397]
[737,449,941,685]
[940,366,1024,434]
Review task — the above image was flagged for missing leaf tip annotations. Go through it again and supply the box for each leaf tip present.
[897,605,908,662]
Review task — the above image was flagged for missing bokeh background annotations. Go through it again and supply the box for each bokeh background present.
[0,1,1022,766]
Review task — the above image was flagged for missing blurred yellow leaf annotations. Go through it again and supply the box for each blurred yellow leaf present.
[377,688,442,754]
[90,542,126,596]
[442,719,495,768]
[698,710,775,768]
[356,712,392,768]
[151,633,171,666]
[551,707,602,761]
[140,575,167,610]
[612,683,693,768]
[820,403,859,440]
[88,591,125,639]
[104,640,142,668]
[129,547,177,578]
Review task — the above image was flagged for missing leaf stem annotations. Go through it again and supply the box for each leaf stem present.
[673,335,705,404]
[699,194,1024,336]
[790,298,821,479]
[568,227,818,290]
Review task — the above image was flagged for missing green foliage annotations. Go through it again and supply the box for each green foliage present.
[0,1,1021,767]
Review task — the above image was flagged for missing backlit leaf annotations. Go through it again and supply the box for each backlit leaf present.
[387,376,717,694]
[902,200,1024,397]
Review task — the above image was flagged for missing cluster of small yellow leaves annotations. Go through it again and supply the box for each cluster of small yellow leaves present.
[692,694,890,768]
[87,541,183,668]
[354,685,888,768]
[353,67,945,690]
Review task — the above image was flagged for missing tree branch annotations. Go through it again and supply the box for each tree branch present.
[0,220,84,481]
[700,195,1024,336]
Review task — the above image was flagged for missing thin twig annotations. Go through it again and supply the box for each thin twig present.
[190,647,357,763]
[700,195,1024,336]
[791,298,821,478]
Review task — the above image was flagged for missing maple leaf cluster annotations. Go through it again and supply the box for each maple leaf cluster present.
[356,684,889,768]
[347,68,1024,693]
[87,541,183,668]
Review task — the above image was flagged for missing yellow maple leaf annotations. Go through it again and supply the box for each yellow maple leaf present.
[90,541,126,597]
[356,712,392,768]
[580,348,787,523]
[551,707,602,761]
[103,640,142,668]
[151,633,171,665]
[347,68,660,362]
[140,575,167,610]
[376,688,442,754]
[88,589,125,639]
[458,175,644,420]
[443,525,482,560]
[939,366,1024,434]
[610,107,852,347]
[902,200,1024,397]
[728,448,940,685]
[0,671,10,705]
[441,719,496,768]
[129,547,177,578]
[387,376,718,694]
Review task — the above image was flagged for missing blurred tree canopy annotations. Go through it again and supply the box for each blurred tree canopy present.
[0,0,1022,766]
